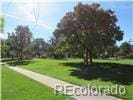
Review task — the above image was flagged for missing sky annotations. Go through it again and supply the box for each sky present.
[1,0,133,45]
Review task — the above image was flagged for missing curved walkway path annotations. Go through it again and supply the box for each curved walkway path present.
[1,62,120,100]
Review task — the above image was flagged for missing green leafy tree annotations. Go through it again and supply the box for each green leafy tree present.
[0,16,5,58]
[0,16,4,33]
[6,32,17,59]
[14,25,32,61]
[129,45,133,59]
[101,45,120,58]
[33,38,48,58]
[53,3,123,65]
[1,39,8,58]
[1,33,17,58]
[119,42,132,58]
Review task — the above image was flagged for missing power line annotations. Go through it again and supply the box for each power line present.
[32,0,40,30]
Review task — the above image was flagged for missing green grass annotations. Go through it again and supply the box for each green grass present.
[4,58,133,100]
[1,66,72,100]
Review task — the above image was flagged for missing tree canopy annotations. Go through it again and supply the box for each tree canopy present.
[6,25,32,61]
[53,3,124,65]
[0,16,4,33]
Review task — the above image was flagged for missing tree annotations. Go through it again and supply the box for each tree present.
[0,16,5,58]
[6,32,17,59]
[129,45,133,59]
[1,33,17,58]
[1,39,8,58]
[5,26,32,60]
[119,42,132,58]
[53,3,123,65]
[33,38,49,58]
[103,45,120,58]
[14,25,32,61]
[0,16,4,33]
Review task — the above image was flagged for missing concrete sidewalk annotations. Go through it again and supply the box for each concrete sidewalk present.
[1,62,120,100]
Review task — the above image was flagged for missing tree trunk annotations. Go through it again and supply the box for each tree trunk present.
[84,49,89,65]
[19,49,23,61]
[20,53,23,61]
[84,49,93,65]
[89,49,93,64]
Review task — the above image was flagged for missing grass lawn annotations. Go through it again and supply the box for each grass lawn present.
[1,66,72,100]
[4,58,133,100]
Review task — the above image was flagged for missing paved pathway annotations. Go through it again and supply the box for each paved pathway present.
[1,62,120,100]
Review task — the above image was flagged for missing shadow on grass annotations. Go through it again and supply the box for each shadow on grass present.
[1,58,17,62]
[6,60,34,66]
[50,58,69,60]
[61,62,133,85]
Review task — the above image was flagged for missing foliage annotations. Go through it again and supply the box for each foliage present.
[32,38,49,58]
[53,3,123,64]
[4,25,33,61]
[1,26,52,60]
[15,25,32,60]
[0,16,4,33]
[119,42,132,58]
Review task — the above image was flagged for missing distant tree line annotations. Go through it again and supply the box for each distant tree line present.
[1,25,51,61]
[1,26,133,62]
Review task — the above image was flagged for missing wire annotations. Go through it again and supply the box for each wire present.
[33,0,37,24]
[32,0,40,30]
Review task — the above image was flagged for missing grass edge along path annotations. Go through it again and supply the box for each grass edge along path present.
[1,66,71,100]
[21,58,133,100]
[2,58,133,100]
[9,66,120,100]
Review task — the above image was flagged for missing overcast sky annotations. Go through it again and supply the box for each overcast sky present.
[1,0,133,45]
